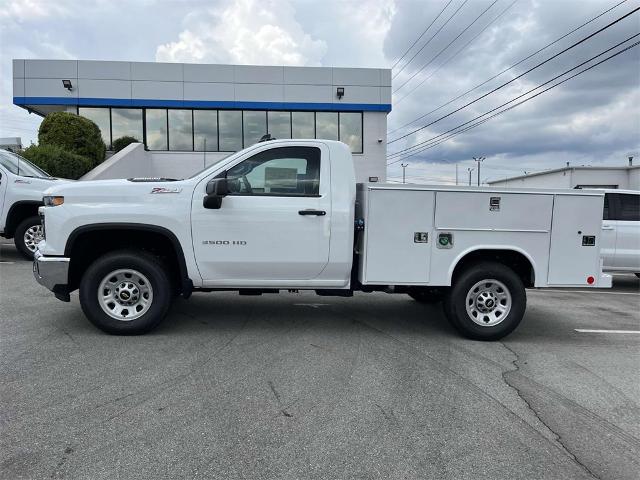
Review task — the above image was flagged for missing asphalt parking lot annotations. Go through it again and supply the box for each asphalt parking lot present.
[1,242,639,480]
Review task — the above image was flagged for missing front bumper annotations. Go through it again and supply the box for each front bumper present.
[33,250,71,301]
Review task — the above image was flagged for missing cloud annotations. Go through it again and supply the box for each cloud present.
[156,0,327,66]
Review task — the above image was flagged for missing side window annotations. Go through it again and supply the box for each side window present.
[226,146,320,197]
[603,194,610,220]
[618,194,640,221]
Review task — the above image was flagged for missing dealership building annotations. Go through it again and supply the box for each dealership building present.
[13,59,391,182]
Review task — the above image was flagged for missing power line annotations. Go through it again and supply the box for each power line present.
[388,0,630,137]
[393,0,500,94]
[394,0,519,107]
[387,37,640,164]
[388,33,639,161]
[393,0,469,79]
[390,0,454,71]
[387,5,639,146]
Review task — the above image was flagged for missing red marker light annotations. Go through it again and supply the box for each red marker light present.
[587,276,595,285]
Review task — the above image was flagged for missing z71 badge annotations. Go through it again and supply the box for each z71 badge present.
[150,187,182,194]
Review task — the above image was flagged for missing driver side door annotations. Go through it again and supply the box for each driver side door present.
[191,144,331,285]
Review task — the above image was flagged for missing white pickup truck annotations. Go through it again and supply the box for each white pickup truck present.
[0,149,67,259]
[33,139,611,340]
[601,189,640,277]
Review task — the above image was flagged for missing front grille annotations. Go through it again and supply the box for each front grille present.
[39,212,46,240]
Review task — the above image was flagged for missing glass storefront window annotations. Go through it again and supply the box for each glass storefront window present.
[315,112,338,140]
[193,110,218,151]
[291,111,314,138]
[219,110,242,151]
[268,111,291,139]
[243,110,267,147]
[111,108,143,144]
[339,112,363,153]
[79,107,111,147]
[168,109,193,151]
[146,109,168,150]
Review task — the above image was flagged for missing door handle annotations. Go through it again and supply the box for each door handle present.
[602,226,614,230]
[299,209,326,216]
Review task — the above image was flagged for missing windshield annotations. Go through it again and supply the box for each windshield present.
[187,153,234,179]
[0,149,52,178]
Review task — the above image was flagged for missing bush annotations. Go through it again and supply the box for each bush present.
[38,112,106,167]
[112,136,140,153]
[22,144,93,180]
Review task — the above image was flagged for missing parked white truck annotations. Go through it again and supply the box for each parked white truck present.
[33,139,611,340]
[0,149,67,259]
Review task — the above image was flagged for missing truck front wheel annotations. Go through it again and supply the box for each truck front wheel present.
[443,262,526,341]
[14,215,43,260]
[79,250,173,335]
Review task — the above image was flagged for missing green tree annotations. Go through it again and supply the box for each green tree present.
[22,144,93,180]
[38,111,106,167]
[112,136,140,153]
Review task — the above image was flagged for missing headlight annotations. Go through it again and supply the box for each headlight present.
[43,195,64,206]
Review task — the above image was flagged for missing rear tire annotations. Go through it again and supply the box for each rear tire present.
[14,215,43,260]
[79,250,173,335]
[443,262,526,341]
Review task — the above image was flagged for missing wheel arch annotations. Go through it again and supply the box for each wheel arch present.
[65,223,192,296]
[449,246,537,288]
[4,200,42,238]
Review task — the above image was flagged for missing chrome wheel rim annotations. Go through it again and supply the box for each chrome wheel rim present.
[23,224,44,252]
[98,269,153,321]
[465,279,511,327]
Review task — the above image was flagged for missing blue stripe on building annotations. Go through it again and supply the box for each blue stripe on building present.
[13,97,392,113]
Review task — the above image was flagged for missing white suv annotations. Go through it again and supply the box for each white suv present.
[601,190,640,277]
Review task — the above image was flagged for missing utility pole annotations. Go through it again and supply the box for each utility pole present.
[401,163,408,184]
[473,156,485,186]
[467,167,474,186]
[455,163,459,185]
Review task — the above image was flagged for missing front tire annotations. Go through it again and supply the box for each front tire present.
[79,250,173,335]
[443,262,526,341]
[14,215,43,260]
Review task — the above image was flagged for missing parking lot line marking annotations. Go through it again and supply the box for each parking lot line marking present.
[0,261,15,264]
[575,329,640,334]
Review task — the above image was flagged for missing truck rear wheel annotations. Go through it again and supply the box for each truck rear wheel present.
[14,215,43,260]
[443,262,526,341]
[79,250,173,335]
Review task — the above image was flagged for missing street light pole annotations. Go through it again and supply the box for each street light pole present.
[473,156,485,186]
[467,167,474,186]
[401,163,408,184]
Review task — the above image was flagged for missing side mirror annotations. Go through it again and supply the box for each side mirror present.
[203,178,228,209]
[206,178,228,196]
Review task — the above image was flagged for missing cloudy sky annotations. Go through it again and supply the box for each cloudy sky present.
[0,0,638,183]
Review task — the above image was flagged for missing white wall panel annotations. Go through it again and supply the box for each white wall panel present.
[284,66,332,85]
[234,65,283,84]
[132,81,182,100]
[78,61,131,80]
[333,86,380,105]
[13,60,25,78]
[332,67,381,86]
[235,83,284,102]
[184,82,234,102]
[25,78,78,98]
[131,62,183,81]
[284,85,332,103]
[184,63,234,83]
[13,78,25,97]
[78,79,131,99]
[25,60,77,79]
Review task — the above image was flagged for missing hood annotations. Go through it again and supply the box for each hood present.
[43,177,194,203]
